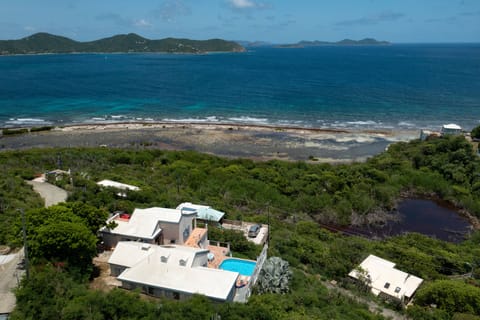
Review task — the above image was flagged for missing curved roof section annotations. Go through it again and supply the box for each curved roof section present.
[177,202,225,222]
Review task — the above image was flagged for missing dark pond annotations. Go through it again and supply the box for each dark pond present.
[356,199,472,242]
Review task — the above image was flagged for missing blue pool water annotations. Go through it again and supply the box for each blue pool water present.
[219,258,256,276]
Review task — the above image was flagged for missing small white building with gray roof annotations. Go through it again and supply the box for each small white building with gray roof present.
[349,254,423,302]
[441,123,462,136]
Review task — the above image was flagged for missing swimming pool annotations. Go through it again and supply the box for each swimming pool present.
[219,258,256,276]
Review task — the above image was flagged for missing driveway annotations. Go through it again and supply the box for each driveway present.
[27,180,68,207]
[0,248,24,314]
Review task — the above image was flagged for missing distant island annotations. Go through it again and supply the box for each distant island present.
[277,38,390,48]
[0,33,246,55]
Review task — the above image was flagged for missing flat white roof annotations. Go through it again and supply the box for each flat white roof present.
[114,243,238,301]
[109,242,208,269]
[97,179,140,191]
[349,254,423,299]
[442,124,462,130]
[108,241,153,267]
[119,262,238,301]
[132,207,186,224]
[176,202,225,222]
[103,207,196,239]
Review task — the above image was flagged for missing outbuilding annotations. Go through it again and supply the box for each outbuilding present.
[441,124,462,136]
[349,254,423,303]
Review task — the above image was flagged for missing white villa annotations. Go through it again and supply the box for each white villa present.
[100,207,198,248]
[108,242,239,302]
[349,254,423,302]
[102,205,266,303]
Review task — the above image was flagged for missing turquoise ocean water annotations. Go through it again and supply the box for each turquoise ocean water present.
[0,44,479,130]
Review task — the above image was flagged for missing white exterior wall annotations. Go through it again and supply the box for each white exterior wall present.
[102,233,122,249]
[120,280,234,302]
[159,221,180,244]
[102,232,155,248]
[191,252,209,267]
[178,215,194,244]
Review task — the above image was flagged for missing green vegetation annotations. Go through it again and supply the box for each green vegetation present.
[471,125,480,140]
[10,203,107,275]
[255,257,292,294]
[11,266,385,320]
[207,226,260,259]
[415,280,480,315]
[0,32,245,55]
[30,126,54,132]
[1,126,53,136]
[2,128,29,135]
[1,135,480,318]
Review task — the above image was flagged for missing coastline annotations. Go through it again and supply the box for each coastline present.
[0,121,418,163]
[0,49,246,57]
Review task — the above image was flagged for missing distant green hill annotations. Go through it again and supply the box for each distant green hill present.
[277,38,390,48]
[0,33,246,55]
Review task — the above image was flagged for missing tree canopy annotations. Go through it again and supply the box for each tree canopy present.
[471,125,480,140]
[1,134,480,318]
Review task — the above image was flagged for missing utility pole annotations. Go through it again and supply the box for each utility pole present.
[20,208,30,280]
[266,203,270,245]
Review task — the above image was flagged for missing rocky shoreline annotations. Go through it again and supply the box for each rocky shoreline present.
[0,122,418,163]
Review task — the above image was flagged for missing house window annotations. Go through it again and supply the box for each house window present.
[395,287,401,293]
[173,292,180,300]
[183,227,190,241]
[384,282,390,289]
[148,287,154,295]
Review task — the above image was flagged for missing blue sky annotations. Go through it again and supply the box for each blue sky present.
[1,0,479,43]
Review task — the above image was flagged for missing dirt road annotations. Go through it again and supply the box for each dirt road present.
[0,248,24,314]
[26,180,68,207]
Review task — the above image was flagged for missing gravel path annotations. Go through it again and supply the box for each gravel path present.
[0,248,24,314]
[26,180,68,207]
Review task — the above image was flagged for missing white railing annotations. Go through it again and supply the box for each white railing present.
[208,240,231,253]
[245,243,268,299]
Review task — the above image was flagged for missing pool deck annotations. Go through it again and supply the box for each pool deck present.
[207,244,229,269]
[184,225,262,303]
[184,228,207,248]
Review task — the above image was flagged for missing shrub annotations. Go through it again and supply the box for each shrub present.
[30,126,54,132]
[2,128,29,135]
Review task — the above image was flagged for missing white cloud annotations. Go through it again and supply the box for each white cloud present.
[227,0,270,11]
[134,19,152,28]
[230,0,255,9]
[24,26,35,32]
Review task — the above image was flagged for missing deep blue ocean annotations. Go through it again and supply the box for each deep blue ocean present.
[1,44,479,130]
